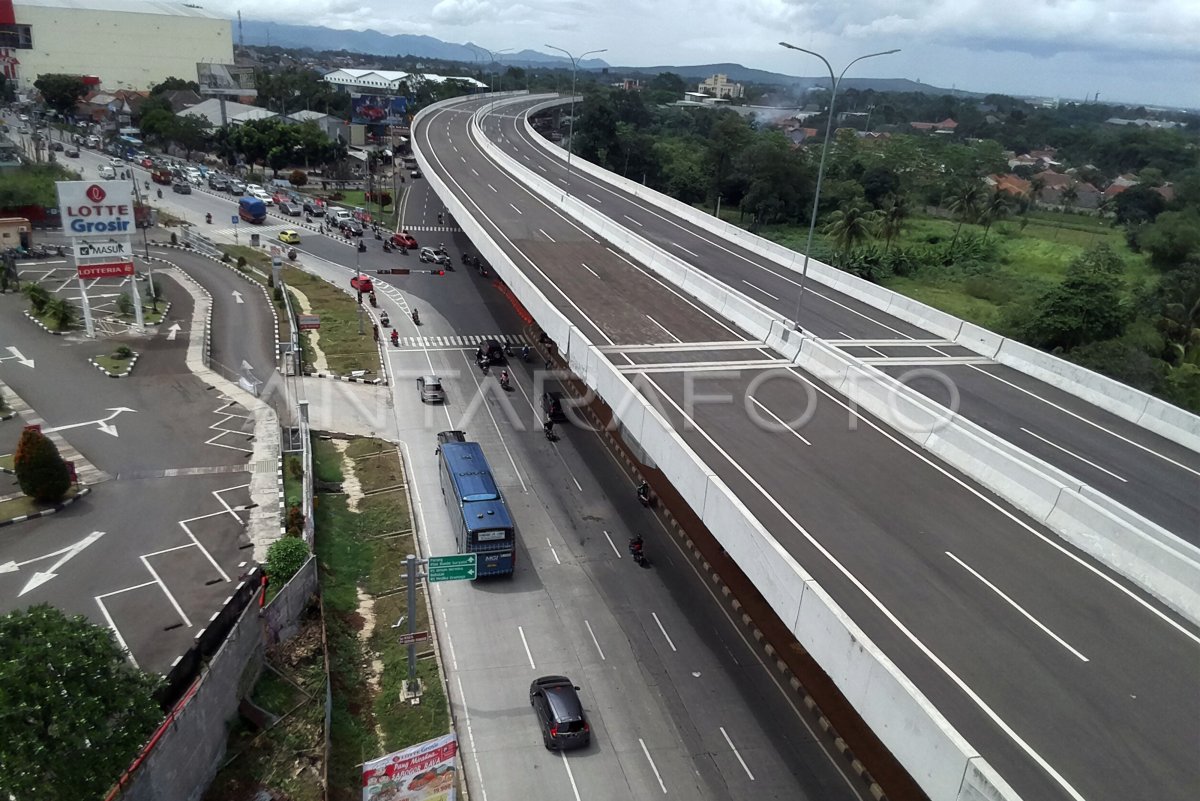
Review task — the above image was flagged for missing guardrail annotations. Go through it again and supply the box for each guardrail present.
[473,95,1200,628]
[520,96,1200,455]
[415,93,1021,801]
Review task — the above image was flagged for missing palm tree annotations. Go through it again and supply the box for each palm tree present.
[948,180,984,252]
[823,204,879,256]
[44,298,76,331]
[878,194,909,253]
[1061,184,1079,214]
[979,190,1012,244]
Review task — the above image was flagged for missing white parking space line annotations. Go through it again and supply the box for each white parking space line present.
[1019,427,1127,482]
[546,537,562,565]
[651,612,677,652]
[720,727,756,780]
[623,214,644,227]
[742,280,779,301]
[639,738,668,793]
[539,228,556,243]
[558,751,583,801]
[584,619,606,660]
[581,262,600,278]
[509,203,523,215]
[645,314,681,343]
[946,552,1090,662]
[603,530,622,558]
[518,625,536,670]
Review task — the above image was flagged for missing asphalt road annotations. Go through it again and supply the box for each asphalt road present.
[483,97,1200,544]
[0,271,255,673]
[412,95,1200,801]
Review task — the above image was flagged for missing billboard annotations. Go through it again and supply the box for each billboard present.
[77,261,134,279]
[197,63,258,97]
[55,181,136,238]
[352,94,408,126]
[361,733,457,801]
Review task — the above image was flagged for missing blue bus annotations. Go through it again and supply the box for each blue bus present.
[437,433,516,577]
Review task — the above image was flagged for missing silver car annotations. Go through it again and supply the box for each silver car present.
[417,375,446,404]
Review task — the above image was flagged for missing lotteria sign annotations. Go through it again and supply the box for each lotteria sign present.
[55,181,136,237]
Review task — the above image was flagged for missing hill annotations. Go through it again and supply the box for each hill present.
[615,62,957,94]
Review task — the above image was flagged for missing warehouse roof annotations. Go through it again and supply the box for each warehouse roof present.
[15,0,226,18]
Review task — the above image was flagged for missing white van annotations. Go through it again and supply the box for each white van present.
[331,208,352,222]
[98,165,116,179]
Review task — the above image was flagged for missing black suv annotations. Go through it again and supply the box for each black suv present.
[209,175,230,191]
[303,200,325,216]
[542,391,567,422]
[529,676,590,751]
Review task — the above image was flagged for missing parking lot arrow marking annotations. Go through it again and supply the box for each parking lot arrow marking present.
[166,323,181,340]
[232,290,244,304]
[2,346,35,368]
[43,407,136,437]
[19,531,106,596]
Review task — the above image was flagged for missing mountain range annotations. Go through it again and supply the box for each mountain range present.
[238,21,958,95]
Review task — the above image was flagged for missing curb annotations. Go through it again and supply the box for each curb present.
[87,351,139,378]
[303,372,386,385]
[23,310,68,336]
[0,485,92,528]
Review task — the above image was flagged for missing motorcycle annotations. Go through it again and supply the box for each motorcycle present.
[503,342,513,358]
[390,330,399,347]
[628,537,647,566]
[156,189,163,199]
[382,241,392,253]
[287,248,298,261]
[205,212,212,224]
[369,292,377,308]
[357,240,367,253]
[411,309,420,325]
[499,371,510,390]
[521,345,531,363]
[399,245,407,255]
[637,481,654,508]
[435,243,448,256]
[543,420,557,441]
[379,312,390,328]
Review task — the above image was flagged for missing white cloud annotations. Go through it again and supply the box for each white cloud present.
[431,0,497,25]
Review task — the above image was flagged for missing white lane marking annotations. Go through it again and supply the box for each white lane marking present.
[537,164,547,172]
[623,213,644,227]
[453,144,459,152]
[456,676,490,801]
[645,314,681,343]
[518,625,536,670]
[558,751,582,801]
[1019,427,1128,483]
[840,330,889,358]
[546,537,561,565]
[603,530,622,558]
[643,372,1104,800]
[720,727,755,780]
[651,612,677,652]
[460,155,466,163]
[509,203,523,215]
[639,738,668,793]
[605,247,743,339]
[584,620,606,660]
[455,351,527,492]
[673,242,699,258]
[558,178,569,185]
[581,262,600,278]
[946,552,1090,662]
[749,396,811,446]
[586,193,602,203]
[539,228,556,243]
[487,183,497,192]
[471,168,479,176]
[741,280,779,301]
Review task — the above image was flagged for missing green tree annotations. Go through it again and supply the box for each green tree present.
[23,282,50,314]
[33,74,89,117]
[948,180,985,252]
[0,605,162,800]
[13,427,70,502]
[1138,209,1200,270]
[877,194,909,253]
[267,535,310,584]
[1060,184,1079,214]
[979,190,1012,244]
[1113,184,1167,225]
[43,297,75,330]
[150,76,200,94]
[707,111,752,214]
[289,169,308,188]
[823,203,879,255]
[1020,245,1131,350]
[1150,264,1200,367]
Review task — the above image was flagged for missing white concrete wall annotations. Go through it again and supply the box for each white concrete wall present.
[13,4,233,92]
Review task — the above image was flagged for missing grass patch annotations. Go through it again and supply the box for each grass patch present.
[312,436,448,801]
[0,485,81,520]
[283,266,380,377]
[283,454,303,508]
[312,437,344,484]
[220,245,272,277]
[0,454,13,471]
[32,310,75,332]
[92,351,135,376]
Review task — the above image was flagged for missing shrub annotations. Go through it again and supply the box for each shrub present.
[43,298,75,330]
[14,427,71,502]
[286,504,305,537]
[266,534,310,585]
[236,256,247,269]
[23,283,50,314]
[289,169,307,188]
[169,232,177,245]
[273,286,283,304]
[116,293,133,316]
[114,345,133,359]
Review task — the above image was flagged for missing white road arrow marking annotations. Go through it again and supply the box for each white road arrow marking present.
[43,407,136,437]
[19,531,106,596]
[166,323,181,340]
[3,346,35,368]
[232,290,244,304]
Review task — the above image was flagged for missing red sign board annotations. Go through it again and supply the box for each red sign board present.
[77,261,134,279]
[297,315,321,330]
[396,630,430,645]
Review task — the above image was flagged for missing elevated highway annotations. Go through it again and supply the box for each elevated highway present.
[412,94,1199,801]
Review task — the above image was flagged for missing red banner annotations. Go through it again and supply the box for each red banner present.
[78,261,134,279]
[362,734,457,801]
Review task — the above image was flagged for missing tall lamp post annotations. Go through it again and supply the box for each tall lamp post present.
[469,45,514,121]
[779,43,899,331]
[544,44,606,177]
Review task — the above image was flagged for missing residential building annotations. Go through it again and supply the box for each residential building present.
[699,74,744,100]
[986,174,1033,199]
[178,98,271,128]
[909,117,958,133]
[8,0,233,93]
[288,109,348,143]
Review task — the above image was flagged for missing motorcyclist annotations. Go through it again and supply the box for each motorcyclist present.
[156,188,162,199]
[205,212,212,224]
[521,344,530,362]
[390,329,399,346]
[499,370,509,388]
[629,535,644,560]
[411,308,420,325]
[379,311,389,327]
[543,419,555,439]
[637,481,650,503]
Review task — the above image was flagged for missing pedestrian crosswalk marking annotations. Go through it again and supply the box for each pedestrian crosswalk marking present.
[393,333,529,349]
[401,225,462,233]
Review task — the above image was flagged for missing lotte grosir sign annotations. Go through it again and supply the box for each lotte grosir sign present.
[55,181,136,237]
[77,261,135,279]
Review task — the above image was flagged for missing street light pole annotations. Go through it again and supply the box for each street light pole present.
[779,43,899,332]
[544,44,607,177]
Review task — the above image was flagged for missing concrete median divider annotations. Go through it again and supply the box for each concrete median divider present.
[519,97,1199,452]
[412,95,1023,801]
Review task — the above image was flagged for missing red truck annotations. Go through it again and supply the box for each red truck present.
[151,168,172,185]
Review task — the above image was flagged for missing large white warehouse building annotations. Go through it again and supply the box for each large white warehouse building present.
[8,0,233,92]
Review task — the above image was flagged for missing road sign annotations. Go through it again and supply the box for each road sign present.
[77,261,134,279]
[427,554,477,582]
[397,630,430,645]
[55,181,136,238]
[297,315,320,330]
[77,240,131,258]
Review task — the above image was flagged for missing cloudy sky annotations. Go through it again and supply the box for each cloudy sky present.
[224,0,1198,108]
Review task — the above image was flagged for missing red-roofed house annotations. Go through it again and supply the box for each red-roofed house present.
[909,117,958,133]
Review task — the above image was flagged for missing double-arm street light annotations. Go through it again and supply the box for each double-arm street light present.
[544,44,607,176]
[469,45,514,123]
[779,42,900,331]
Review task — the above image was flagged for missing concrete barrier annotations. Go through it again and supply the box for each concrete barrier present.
[408,95,1022,801]
[519,97,1200,453]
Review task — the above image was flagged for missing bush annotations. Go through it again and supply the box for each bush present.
[114,345,133,359]
[116,292,133,316]
[266,535,310,585]
[289,169,307,188]
[236,256,247,269]
[963,275,1013,304]
[23,283,50,314]
[14,427,71,502]
[286,504,305,537]
[169,232,177,245]
[273,286,283,304]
